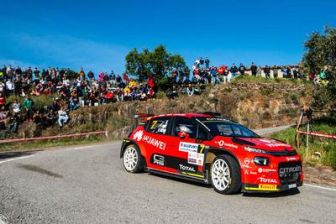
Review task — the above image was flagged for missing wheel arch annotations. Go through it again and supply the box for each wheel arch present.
[205,148,241,168]
[120,139,143,158]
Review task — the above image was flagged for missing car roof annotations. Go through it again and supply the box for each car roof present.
[149,113,212,120]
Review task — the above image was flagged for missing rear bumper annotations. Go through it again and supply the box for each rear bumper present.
[242,181,303,193]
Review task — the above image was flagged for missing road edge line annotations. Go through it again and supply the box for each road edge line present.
[0,155,34,165]
[304,183,336,191]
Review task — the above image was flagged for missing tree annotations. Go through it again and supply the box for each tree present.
[304,27,336,115]
[125,45,189,83]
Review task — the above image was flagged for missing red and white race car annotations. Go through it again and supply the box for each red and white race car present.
[120,113,303,194]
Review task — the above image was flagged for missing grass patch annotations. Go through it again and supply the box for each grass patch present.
[232,75,309,85]
[271,121,336,169]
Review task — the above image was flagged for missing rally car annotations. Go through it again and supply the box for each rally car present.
[120,113,303,194]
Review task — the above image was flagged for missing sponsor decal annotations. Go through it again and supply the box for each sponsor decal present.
[179,142,199,153]
[286,157,298,161]
[279,166,301,174]
[258,168,277,173]
[242,158,253,168]
[244,170,257,175]
[258,177,277,184]
[142,135,166,150]
[258,139,289,148]
[188,152,204,166]
[133,130,166,150]
[244,158,252,165]
[133,130,144,141]
[258,184,277,190]
[179,164,196,173]
[153,154,164,166]
[216,140,238,149]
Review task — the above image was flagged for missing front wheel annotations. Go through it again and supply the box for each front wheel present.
[210,155,241,194]
[122,144,144,173]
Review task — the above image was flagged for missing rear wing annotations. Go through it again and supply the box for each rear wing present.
[132,113,154,130]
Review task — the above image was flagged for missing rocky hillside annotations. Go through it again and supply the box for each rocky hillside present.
[16,77,313,139]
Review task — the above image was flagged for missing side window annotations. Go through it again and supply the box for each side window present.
[174,117,196,138]
[217,124,234,136]
[147,118,170,135]
[232,125,242,136]
[197,125,209,140]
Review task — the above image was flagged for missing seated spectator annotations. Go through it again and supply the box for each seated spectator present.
[58,108,69,127]
[11,99,21,114]
[7,113,18,133]
[0,93,5,108]
[186,84,194,96]
[69,97,79,111]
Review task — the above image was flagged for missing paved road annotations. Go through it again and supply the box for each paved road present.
[0,142,335,224]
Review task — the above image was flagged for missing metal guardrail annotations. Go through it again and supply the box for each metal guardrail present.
[0,131,108,144]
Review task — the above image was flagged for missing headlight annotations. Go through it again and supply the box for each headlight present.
[244,146,267,154]
[253,157,269,166]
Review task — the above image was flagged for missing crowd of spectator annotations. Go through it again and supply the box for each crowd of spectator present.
[0,59,325,135]
[189,58,305,85]
[0,65,158,134]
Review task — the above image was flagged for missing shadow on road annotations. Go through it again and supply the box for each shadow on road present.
[147,172,301,197]
[17,164,63,178]
[243,188,301,198]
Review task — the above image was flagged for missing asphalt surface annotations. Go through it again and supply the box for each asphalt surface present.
[0,141,335,224]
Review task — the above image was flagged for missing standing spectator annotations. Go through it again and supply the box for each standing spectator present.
[22,95,33,119]
[79,67,85,80]
[250,62,257,76]
[87,70,94,80]
[6,79,14,96]
[230,64,238,78]
[205,57,210,68]
[0,81,5,94]
[264,65,271,78]
[238,63,246,75]
[33,67,40,80]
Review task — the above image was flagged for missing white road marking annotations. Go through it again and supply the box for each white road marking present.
[72,145,95,150]
[304,183,336,192]
[0,155,34,165]
[0,214,8,224]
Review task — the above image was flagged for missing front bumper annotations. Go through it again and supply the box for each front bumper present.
[242,181,303,193]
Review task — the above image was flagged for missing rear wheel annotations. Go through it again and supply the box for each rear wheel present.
[122,144,144,173]
[210,155,241,194]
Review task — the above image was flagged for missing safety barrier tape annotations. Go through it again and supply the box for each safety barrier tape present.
[296,130,336,140]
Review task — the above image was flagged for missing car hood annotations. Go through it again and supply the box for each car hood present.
[233,137,294,152]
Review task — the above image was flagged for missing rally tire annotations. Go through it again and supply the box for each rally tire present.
[122,144,144,173]
[210,155,241,194]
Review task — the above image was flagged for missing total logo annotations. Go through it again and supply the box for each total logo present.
[258,177,277,184]
[179,164,196,173]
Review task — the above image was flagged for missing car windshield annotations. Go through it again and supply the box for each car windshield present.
[199,119,259,138]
